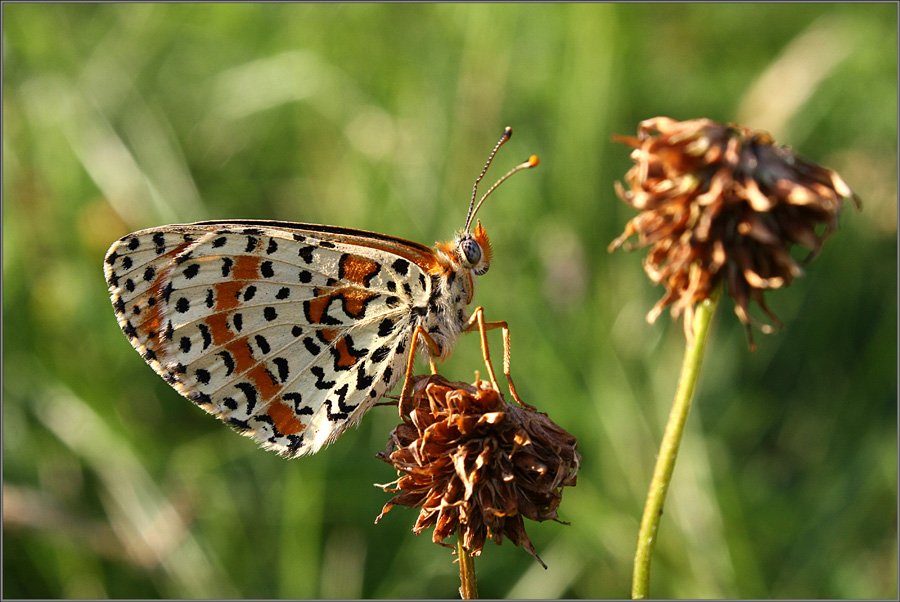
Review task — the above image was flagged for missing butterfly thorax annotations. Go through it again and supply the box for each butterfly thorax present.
[417,221,492,361]
[416,260,476,361]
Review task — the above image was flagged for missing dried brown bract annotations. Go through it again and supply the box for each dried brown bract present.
[609,116,860,348]
[375,374,580,568]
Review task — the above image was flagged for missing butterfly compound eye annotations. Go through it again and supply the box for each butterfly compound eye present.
[460,237,483,267]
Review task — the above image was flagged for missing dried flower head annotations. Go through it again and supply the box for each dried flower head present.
[375,374,580,568]
[609,116,860,348]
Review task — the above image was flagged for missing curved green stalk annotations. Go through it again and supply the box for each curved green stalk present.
[458,529,478,599]
[632,290,720,599]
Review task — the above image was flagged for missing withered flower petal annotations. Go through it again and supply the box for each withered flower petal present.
[609,117,860,348]
[375,375,580,568]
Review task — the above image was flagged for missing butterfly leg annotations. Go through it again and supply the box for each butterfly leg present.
[464,307,535,410]
[398,325,443,417]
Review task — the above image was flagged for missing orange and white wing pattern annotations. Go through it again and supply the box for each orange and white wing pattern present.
[104,220,438,457]
[104,127,539,459]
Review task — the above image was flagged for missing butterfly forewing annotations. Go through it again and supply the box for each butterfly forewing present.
[104,222,433,457]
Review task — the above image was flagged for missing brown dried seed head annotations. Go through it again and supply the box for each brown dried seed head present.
[375,374,580,568]
[609,117,860,348]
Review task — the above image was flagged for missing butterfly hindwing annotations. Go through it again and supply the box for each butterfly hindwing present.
[104,222,434,457]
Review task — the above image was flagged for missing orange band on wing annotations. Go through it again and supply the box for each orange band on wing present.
[332,337,360,369]
[340,254,380,286]
[247,363,280,400]
[266,401,306,435]
[233,255,262,280]
[206,313,236,346]
[214,281,244,311]
[223,337,255,374]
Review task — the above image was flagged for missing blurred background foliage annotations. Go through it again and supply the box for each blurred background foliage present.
[3,3,896,599]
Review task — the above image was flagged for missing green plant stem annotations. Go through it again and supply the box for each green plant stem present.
[457,529,478,599]
[632,291,720,599]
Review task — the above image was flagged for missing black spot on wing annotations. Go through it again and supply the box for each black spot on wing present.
[371,345,390,363]
[235,382,259,413]
[254,334,271,355]
[183,264,200,280]
[303,337,321,355]
[392,258,409,275]
[283,392,302,410]
[152,232,166,253]
[283,392,313,415]
[198,324,212,349]
[311,366,336,390]
[217,350,235,376]
[190,391,212,407]
[272,357,289,382]
[355,364,373,391]
[227,417,251,432]
[325,383,356,421]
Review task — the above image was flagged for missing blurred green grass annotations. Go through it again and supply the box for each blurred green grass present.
[3,3,896,599]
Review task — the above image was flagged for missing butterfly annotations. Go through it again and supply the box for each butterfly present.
[104,127,538,458]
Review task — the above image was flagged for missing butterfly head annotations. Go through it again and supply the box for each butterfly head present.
[455,220,493,276]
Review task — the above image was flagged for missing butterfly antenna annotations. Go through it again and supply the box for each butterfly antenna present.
[465,127,514,232]
[465,147,539,232]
